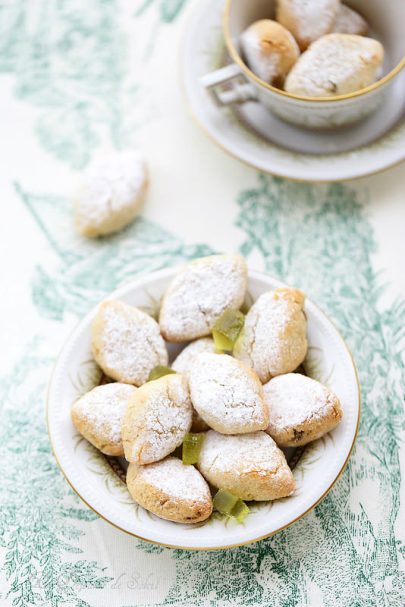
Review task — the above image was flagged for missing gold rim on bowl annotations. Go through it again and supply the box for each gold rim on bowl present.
[224,0,405,104]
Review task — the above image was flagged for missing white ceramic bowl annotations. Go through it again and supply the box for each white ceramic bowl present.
[201,0,405,128]
[47,267,360,550]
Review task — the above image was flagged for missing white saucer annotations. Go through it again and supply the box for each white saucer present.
[181,0,405,181]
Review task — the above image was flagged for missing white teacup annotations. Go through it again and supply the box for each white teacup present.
[201,0,405,129]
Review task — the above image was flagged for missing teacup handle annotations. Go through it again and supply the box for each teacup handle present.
[200,63,258,107]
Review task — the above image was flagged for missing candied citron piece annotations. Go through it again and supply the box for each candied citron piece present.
[213,489,250,523]
[212,309,244,351]
[148,365,176,382]
[182,432,205,465]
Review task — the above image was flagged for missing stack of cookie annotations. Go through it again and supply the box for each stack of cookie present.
[240,0,384,97]
[71,255,343,525]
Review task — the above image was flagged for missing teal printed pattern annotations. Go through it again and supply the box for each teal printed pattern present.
[16,183,212,320]
[155,176,405,607]
[0,339,112,606]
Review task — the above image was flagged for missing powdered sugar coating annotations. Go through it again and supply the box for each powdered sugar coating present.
[159,255,247,342]
[277,0,339,50]
[233,288,307,383]
[136,457,210,501]
[73,151,148,237]
[331,4,368,36]
[263,373,343,446]
[92,299,168,386]
[71,383,136,455]
[188,353,268,434]
[171,338,217,377]
[198,430,295,501]
[240,19,299,85]
[285,34,384,97]
[121,374,192,464]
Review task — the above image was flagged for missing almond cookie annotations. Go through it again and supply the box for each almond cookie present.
[233,288,307,383]
[126,457,213,524]
[240,19,300,85]
[92,299,168,386]
[159,255,247,342]
[71,383,136,456]
[188,353,268,434]
[73,151,148,238]
[331,4,368,36]
[171,338,217,377]
[121,374,192,464]
[198,431,295,501]
[263,373,343,446]
[276,0,339,50]
[285,34,384,97]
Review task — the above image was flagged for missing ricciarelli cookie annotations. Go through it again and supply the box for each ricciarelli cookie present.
[159,255,247,342]
[71,383,136,456]
[73,151,148,238]
[92,299,168,386]
[121,374,192,464]
[331,4,368,36]
[276,0,339,50]
[126,457,213,524]
[188,353,268,434]
[263,373,343,446]
[198,430,295,501]
[171,338,217,377]
[233,288,307,383]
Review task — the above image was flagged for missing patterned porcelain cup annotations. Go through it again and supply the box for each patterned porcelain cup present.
[201,0,405,129]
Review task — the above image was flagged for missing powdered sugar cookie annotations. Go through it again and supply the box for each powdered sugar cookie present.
[276,0,339,50]
[121,374,192,464]
[71,383,136,456]
[331,4,368,36]
[233,288,307,383]
[263,373,343,446]
[188,353,268,434]
[159,255,247,342]
[285,34,384,97]
[126,457,213,523]
[73,151,148,238]
[92,300,168,386]
[198,431,295,501]
[240,19,300,85]
[171,338,217,377]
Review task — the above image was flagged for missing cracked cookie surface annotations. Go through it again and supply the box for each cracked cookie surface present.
[92,299,168,386]
[198,430,295,501]
[121,374,192,464]
[159,255,247,342]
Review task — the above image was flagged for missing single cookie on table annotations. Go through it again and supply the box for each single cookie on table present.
[240,19,300,85]
[121,374,192,465]
[126,457,213,524]
[263,373,343,447]
[285,34,384,97]
[73,151,148,238]
[189,353,268,434]
[233,288,307,383]
[276,0,339,50]
[71,383,136,456]
[198,430,295,501]
[159,255,247,342]
[331,4,368,36]
[92,299,168,386]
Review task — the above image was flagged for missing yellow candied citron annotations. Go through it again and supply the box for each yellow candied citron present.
[182,432,205,465]
[212,309,245,351]
[147,365,176,381]
[213,489,250,523]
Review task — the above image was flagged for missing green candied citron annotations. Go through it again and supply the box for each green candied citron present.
[213,489,250,523]
[212,309,245,351]
[182,433,205,465]
[147,365,176,381]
